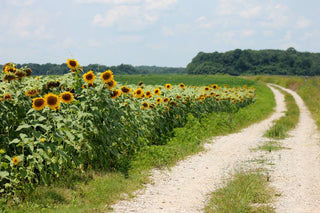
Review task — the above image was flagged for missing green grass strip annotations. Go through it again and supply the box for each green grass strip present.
[4,82,275,213]
[264,87,299,139]
[204,169,275,213]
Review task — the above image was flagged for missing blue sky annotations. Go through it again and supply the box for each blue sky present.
[1,0,320,67]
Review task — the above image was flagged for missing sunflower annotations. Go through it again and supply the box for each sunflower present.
[25,68,32,76]
[148,103,155,109]
[138,81,144,86]
[145,91,153,98]
[15,71,26,78]
[163,97,170,103]
[141,102,149,109]
[212,84,218,89]
[12,156,19,165]
[204,87,210,91]
[67,59,79,70]
[120,86,132,94]
[165,83,172,89]
[32,97,46,110]
[83,70,96,84]
[179,83,185,89]
[105,79,116,90]
[154,88,161,96]
[134,88,144,98]
[60,92,74,104]
[164,106,169,113]
[25,89,38,97]
[100,70,113,83]
[2,94,12,101]
[110,90,121,99]
[156,97,162,104]
[4,66,17,74]
[45,93,60,110]
[176,95,182,100]
[3,74,16,82]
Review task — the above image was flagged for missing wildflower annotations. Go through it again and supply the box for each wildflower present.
[105,79,116,89]
[67,59,79,70]
[163,97,170,103]
[25,89,38,97]
[141,102,149,109]
[32,97,46,110]
[44,93,60,110]
[41,138,45,142]
[60,92,74,104]
[165,83,172,89]
[156,97,162,104]
[2,94,12,101]
[120,86,132,94]
[134,88,144,98]
[83,70,96,84]
[110,90,121,99]
[145,91,153,98]
[12,156,19,165]
[154,88,161,96]
[179,83,185,89]
[3,74,16,82]
[100,70,113,83]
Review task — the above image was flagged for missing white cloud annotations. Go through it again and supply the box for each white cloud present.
[162,26,175,36]
[92,5,156,30]
[239,5,261,18]
[5,0,37,6]
[195,16,212,29]
[241,29,255,37]
[259,3,290,29]
[296,16,311,29]
[6,10,53,40]
[75,0,142,4]
[145,0,178,11]
[113,35,143,43]
[284,30,292,40]
[92,0,178,30]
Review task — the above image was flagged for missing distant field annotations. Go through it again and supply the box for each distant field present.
[116,74,256,87]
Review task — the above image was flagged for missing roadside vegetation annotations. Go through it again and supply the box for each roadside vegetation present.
[251,75,320,129]
[204,169,275,213]
[0,61,275,212]
[264,87,300,139]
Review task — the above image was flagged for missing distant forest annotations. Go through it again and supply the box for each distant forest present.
[2,48,320,76]
[0,63,186,76]
[187,48,320,76]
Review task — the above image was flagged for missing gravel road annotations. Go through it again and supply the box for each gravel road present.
[111,84,320,213]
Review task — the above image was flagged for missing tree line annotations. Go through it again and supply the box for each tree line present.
[187,47,320,76]
[0,63,186,76]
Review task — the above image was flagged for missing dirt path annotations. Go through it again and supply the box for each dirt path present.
[264,84,320,213]
[111,85,320,212]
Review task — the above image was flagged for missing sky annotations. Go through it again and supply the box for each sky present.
[1,0,320,67]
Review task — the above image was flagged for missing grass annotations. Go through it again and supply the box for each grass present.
[2,79,275,213]
[204,169,275,213]
[264,87,299,139]
[249,75,320,129]
[253,140,288,152]
[117,74,257,87]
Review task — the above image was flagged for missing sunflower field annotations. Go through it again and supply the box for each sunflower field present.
[0,60,256,198]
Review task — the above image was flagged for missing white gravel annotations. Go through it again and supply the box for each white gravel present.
[264,84,320,213]
[111,84,320,213]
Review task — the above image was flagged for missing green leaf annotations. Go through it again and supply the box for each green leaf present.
[16,124,31,131]
[9,138,20,144]
[0,171,9,179]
